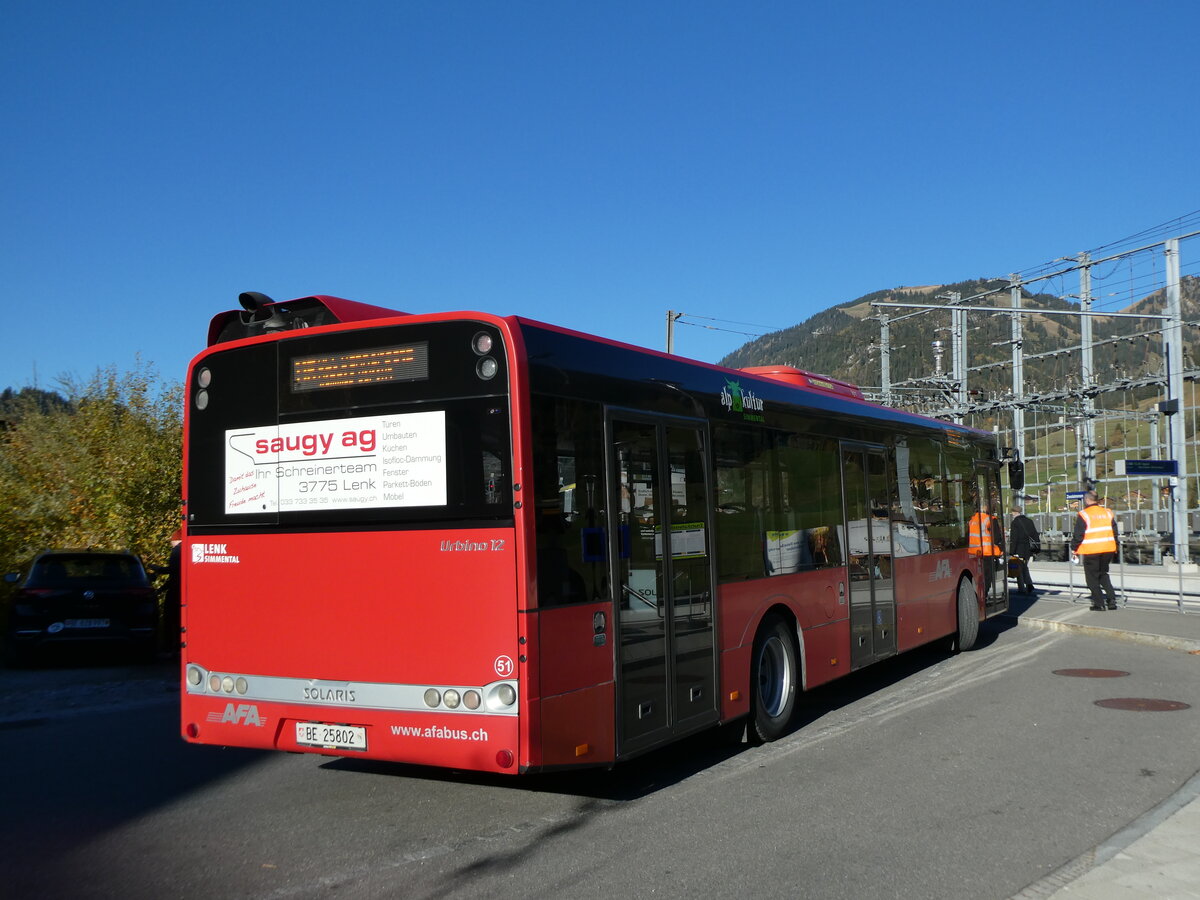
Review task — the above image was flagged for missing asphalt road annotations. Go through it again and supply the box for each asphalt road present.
[1,619,1196,900]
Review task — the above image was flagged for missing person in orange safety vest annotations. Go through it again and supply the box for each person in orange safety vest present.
[1071,490,1119,611]
[968,501,1005,592]
[968,502,1004,557]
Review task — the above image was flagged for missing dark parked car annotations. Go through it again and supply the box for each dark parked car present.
[3,550,158,664]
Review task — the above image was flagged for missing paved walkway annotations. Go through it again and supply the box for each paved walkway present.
[1024,559,1200,613]
[1004,592,1200,899]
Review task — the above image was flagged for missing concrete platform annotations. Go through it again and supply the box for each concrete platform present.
[1020,559,1200,614]
[1003,591,1200,899]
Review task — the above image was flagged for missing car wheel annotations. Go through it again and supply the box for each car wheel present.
[3,634,31,668]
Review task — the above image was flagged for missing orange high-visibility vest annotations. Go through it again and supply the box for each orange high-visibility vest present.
[1077,505,1117,554]
[968,512,1002,556]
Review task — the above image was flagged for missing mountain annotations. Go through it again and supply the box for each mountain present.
[718,277,1200,414]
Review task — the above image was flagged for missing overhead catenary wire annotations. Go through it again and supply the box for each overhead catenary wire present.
[673,312,783,340]
[673,221,1197,548]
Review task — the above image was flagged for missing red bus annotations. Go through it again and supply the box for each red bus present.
[180,292,1009,774]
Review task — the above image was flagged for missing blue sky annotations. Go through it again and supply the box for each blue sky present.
[4,1,1199,392]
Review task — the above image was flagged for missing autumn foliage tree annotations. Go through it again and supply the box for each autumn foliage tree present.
[0,363,182,576]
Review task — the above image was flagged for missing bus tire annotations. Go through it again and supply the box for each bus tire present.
[955,577,979,652]
[748,615,798,744]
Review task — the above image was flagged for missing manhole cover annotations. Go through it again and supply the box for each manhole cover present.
[1053,668,1130,678]
[1095,698,1191,712]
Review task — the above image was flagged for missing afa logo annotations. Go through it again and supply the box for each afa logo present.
[928,559,953,582]
[206,703,266,727]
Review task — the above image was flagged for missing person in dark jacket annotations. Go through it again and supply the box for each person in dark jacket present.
[1008,506,1040,595]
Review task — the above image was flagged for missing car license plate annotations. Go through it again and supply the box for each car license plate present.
[295,722,367,751]
[65,618,110,628]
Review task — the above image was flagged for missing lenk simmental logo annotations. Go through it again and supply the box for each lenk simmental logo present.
[720,379,765,421]
[192,543,241,565]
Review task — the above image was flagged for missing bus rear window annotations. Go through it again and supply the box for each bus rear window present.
[225,410,448,514]
[186,321,512,528]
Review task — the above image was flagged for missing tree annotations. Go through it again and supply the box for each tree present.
[0,362,182,576]
[0,387,70,420]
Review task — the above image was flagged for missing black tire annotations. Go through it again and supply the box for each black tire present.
[3,634,31,668]
[708,717,747,749]
[955,576,979,652]
[748,615,798,744]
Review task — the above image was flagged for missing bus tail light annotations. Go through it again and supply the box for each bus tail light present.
[496,750,514,769]
[422,683,512,711]
[472,331,499,380]
[190,665,249,695]
[186,723,200,739]
[487,683,516,710]
[476,357,498,380]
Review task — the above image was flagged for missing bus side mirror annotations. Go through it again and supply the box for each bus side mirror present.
[238,290,289,330]
[239,291,274,311]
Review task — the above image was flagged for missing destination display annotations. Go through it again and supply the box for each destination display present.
[290,342,429,392]
[224,411,447,513]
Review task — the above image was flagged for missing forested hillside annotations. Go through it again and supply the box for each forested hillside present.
[718,277,1200,409]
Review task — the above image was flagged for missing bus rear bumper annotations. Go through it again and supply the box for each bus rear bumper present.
[182,699,522,774]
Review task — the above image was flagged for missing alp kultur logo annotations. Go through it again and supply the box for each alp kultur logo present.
[720,379,765,419]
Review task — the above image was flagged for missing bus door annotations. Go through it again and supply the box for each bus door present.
[841,444,897,669]
[975,462,1008,614]
[608,413,719,756]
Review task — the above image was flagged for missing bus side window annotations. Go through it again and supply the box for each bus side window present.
[531,394,608,606]
[714,425,770,581]
[714,427,845,581]
[935,443,975,551]
[777,434,844,571]
[898,439,940,555]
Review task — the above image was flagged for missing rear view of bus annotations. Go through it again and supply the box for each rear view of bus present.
[180,295,523,773]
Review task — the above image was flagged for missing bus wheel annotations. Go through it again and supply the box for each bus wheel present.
[748,615,798,744]
[955,577,979,652]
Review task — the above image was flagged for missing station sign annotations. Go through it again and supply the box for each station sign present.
[1115,459,1178,476]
